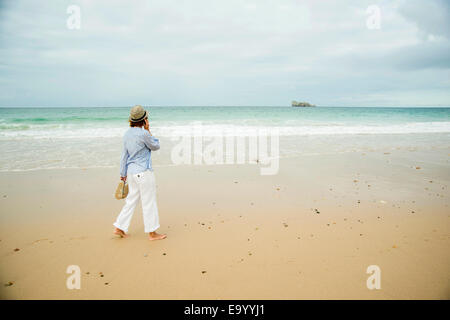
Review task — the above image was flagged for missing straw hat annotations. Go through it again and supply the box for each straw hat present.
[129,105,148,122]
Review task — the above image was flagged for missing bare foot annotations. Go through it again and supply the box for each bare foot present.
[148,232,167,241]
[114,228,127,238]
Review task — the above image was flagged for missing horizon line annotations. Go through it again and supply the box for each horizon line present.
[1,105,450,108]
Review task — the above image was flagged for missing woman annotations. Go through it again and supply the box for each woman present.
[113,105,167,241]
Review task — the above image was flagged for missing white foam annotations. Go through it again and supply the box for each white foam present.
[1,121,449,140]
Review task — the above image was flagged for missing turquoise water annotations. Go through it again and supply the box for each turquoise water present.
[0,106,449,171]
[1,106,450,130]
[1,106,450,138]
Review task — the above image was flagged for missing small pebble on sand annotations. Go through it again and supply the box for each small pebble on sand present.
[4,281,14,287]
[13,248,20,252]
[201,271,207,274]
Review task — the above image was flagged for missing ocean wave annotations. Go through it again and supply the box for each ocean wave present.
[1,121,449,139]
[157,122,450,137]
[8,116,125,123]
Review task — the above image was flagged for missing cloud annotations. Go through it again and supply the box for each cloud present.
[398,0,450,39]
[0,0,449,107]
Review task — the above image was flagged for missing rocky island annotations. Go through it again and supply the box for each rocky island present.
[291,101,316,107]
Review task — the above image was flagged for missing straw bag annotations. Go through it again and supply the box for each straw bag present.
[115,180,129,200]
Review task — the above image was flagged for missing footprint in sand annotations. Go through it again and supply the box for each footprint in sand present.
[70,236,87,240]
[32,238,49,244]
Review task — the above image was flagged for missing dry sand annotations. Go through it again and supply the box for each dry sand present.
[0,151,449,299]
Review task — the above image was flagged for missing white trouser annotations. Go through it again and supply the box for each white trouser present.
[113,170,160,233]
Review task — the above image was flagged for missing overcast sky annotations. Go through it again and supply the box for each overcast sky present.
[0,0,449,107]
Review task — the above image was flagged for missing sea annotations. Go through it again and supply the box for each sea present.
[0,106,449,171]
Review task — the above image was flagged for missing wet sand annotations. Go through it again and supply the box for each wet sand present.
[0,150,449,299]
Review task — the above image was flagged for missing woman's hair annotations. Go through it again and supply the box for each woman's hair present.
[129,118,146,127]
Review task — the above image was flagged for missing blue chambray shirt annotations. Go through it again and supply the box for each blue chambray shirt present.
[120,127,160,177]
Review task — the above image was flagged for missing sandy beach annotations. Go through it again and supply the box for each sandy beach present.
[1,0,450,303]
[0,149,448,299]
